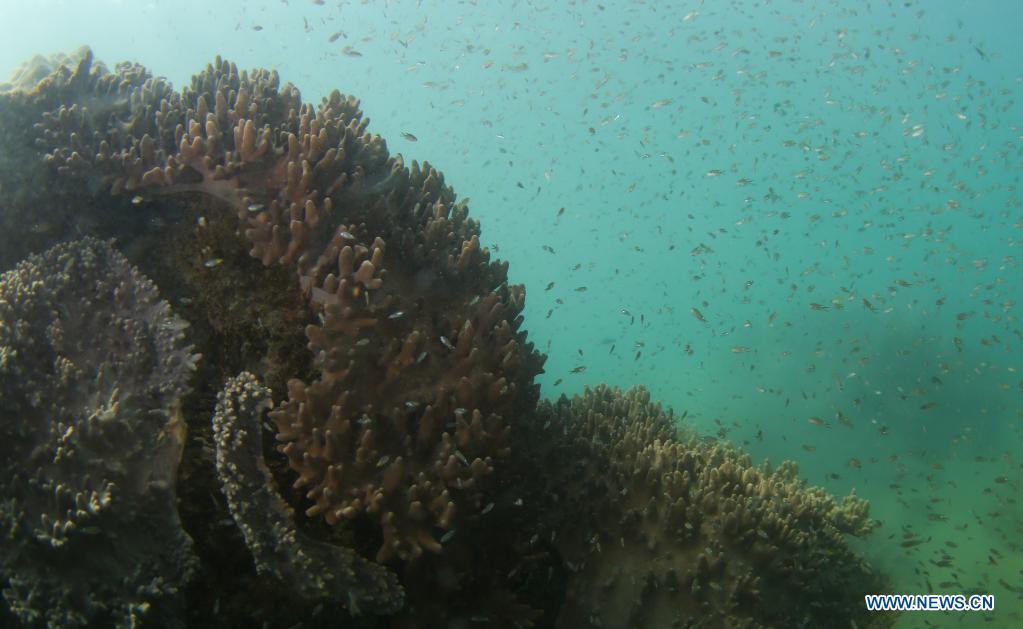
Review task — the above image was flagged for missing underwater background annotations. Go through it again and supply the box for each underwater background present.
[0,0,1020,627]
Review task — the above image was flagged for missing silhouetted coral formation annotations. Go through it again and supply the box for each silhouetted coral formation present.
[0,49,894,628]
[0,237,198,628]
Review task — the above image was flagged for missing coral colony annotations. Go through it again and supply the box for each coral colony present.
[0,48,892,627]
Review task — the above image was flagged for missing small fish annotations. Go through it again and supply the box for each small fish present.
[691,307,707,323]
[247,203,265,213]
[570,365,587,374]
[545,282,555,291]
[131,195,144,205]
[204,258,224,268]
[649,98,674,109]
[342,45,362,57]
[328,31,345,43]
[574,286,587,292]
[836,410,854,428]
[808,417,831,428]
[252,25,263,31]
[401,131,418,142]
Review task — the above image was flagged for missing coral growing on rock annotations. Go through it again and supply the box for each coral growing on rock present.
[0,237,199,628]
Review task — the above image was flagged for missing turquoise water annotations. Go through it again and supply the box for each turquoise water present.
[2,0,1020,626]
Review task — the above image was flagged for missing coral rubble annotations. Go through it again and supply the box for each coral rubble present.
[0,48,895,628]
[0,237,199,628]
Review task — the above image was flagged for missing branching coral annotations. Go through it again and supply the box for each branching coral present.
[523,385,885,628]
[0,237,199,628]
[0,46,101,95]
[33,49,546,571]
[212,371,403,615]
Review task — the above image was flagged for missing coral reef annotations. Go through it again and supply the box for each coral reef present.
[521,385,887,628]
[0,48,895,628]
[0,237,199,628]
[28,48,548,621]
[213,371,403,615]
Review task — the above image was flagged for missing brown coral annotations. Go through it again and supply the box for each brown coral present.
[273,229,533,564]
[33,49,545,567]
[30,48,546,619]
[523,385,887,628]
[0,237,198,628]
[0,46,101,95]
[212,372,403,615]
